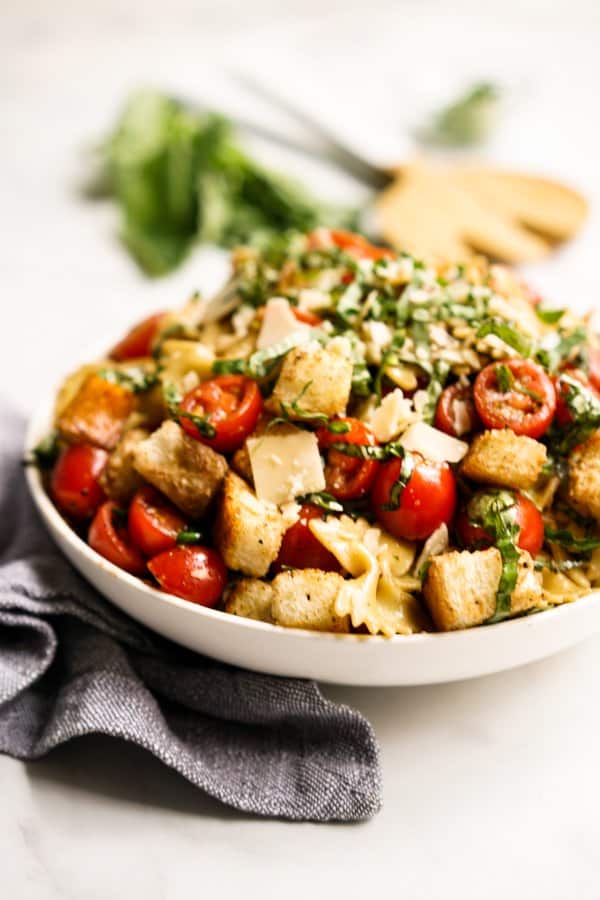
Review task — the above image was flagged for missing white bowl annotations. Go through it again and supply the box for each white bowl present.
[25,371,600,686]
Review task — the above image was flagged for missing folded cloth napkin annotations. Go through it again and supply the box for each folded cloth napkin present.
[0,405,381,822]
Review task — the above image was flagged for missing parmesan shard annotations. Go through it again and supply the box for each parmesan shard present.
[256,298,310,350]
[399,422,468,463]
[247,424,325,506]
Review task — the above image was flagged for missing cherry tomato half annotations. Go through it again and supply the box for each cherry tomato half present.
[88,501,146,575]
[456,491,544,557]
[473,359,556,439]
[50,445,108,519]
[589,348,600,393]
[148,546,227,607]
[371,455,457,541]
[128,486,186,557]
[307,228,395,261]
[317,418,379,501]
[273,505,343,574]
[110,312,166,361]
[291,307,323,326]
[434,382,480,437]
[180,375,263,454]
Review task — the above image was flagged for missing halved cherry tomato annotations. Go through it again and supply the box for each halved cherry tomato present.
[50,445,108,519]
[317,418,379,501]
[148,546,227,607]
[273,505,343,574]
[110,312,166,361]
[180,375,263,454]
[128,487,186,557]
[473,359,556,439]
[554,369,600,427]
[307,228,395,261]
[434,382,480,437]
[589,348,600,393]
[456,491,544,557]
[371,455,457,541]
[88,501,146,575]
[291,308,323,326]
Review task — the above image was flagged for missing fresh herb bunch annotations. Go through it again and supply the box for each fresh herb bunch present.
[89,91,358,276]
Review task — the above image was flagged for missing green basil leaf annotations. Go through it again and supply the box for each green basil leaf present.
[476,319,532,357]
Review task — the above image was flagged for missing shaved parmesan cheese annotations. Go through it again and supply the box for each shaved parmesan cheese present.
[247,426,325,506]
[414,524,449,577]
[362,320,393,364]
[400,422,468,463]
[297,288,332,312]
[369,389,416,442]
[256,298,310,350]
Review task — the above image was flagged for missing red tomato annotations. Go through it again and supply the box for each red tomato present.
[128,487,186,557]
[554,370,600,427]
[473,359,556,439]
[148,546,227,607]
[317,418,379,501]
[50,445,108,519]
[456,492,544,557]
[307,228,395,261]
[434,382,480,437]
[180,375,263,454]
[291,308,323,326]
[273,505,343,574]
[371,455,457,541]
[110,312,166,361]
[88,501,146,575]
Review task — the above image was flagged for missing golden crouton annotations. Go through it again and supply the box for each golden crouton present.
[267,339,353,420]
[133,420,227,518]
[99,427,149,505]
[423,548,544,631]
[568,431,600,521]
[213,471,288,576]
[225,579,274,623]
[270,569,349,633]
[56,373,136,450]
[461,429,547,490]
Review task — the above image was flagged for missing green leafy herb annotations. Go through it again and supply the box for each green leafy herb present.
[535,305,565,325]
[296,492,344,514]
[476,319,532,357]
[25,431,60,469]
[212,334,301,379]
[467,490,520,624]
[421,360,450,424]
[548,374,600,455]
[419,81,502,147]
[98,366,160,393]
[534,558,587,573]
[176,529,204,545]
[163,383,217,439]
[544,527,600,553]
[495,363,514,393]
[535,327,587,372]
[88,90,357,276]
[382,450,415,511]
[326,439,406,463]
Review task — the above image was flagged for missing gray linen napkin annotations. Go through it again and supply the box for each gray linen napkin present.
[0,404,381,822]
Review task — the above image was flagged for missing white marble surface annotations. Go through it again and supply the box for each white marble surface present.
[3,1,600,896]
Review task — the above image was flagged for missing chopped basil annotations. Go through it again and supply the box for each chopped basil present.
[176,529,204,545]
[382,450,415,511]
[421,360,450,424]
[296,492,344,514]
[25,431,60,469]
[535,305,565,325]
[327,420,351,435]
[534,558,586,573]
[467,490,520,624]
[326,439,406,462]
[544,527,600,553]
[163,383,217,439]
[547,374,600,455]
[98,366,159,393]
[495,363,514,393]
[212,333,302,379]
[476,319,532,357]
[535,327,587,372]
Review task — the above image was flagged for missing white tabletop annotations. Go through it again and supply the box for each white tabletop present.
[3,1,600,897]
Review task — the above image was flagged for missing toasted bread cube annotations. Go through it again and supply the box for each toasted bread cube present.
[213,471,288,576]
[423,548,544,631]
[270,569,349,633]
[99,427,149,505]
[56,373,135,450]
[225,579,274,623]
[568,432,600,521]
[461,429,547,490]
[133,420,227,518]
[267,339,353,420]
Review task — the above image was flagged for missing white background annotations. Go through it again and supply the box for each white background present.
[2,1,600,897]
